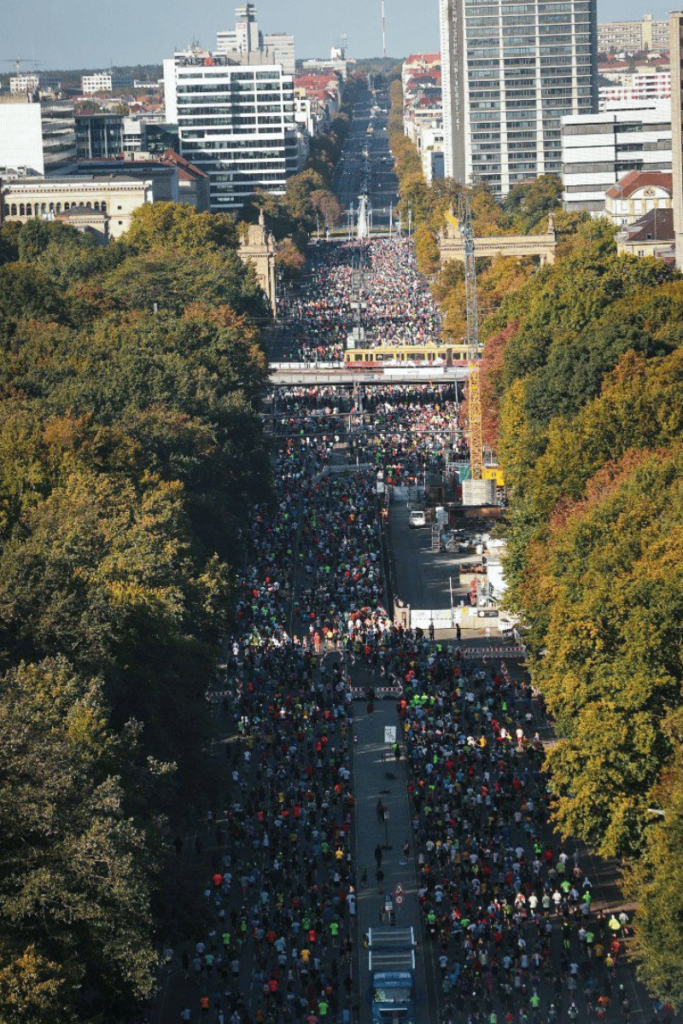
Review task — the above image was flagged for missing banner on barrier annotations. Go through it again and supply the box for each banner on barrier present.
[410,609,455,630]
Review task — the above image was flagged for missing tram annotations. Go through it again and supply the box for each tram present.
[343,343,469,368]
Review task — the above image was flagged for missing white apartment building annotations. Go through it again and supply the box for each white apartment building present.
[164,49,300,213]
[294,94,315,136]
[439,0,598,196]
[598,14,669,54]
[82,72,113,94]
[217,3,262,57]
[301,56,351,79]
[561,99,671,213]
[0,95,76,176]
[263,34,296,76]
[10,73,39,95]
[216,6,295,74]
[418,122,445,182]
[599,71,671,108]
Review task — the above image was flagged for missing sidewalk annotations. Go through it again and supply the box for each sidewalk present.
[351,696,437,1024]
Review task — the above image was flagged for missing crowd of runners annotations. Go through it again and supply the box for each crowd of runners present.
[269,383,468,490]
[351,633,647,1024]
[164,375,671,1024]
[278,239,442,361]
[174,386,393,1024]
[161,198,677,1022]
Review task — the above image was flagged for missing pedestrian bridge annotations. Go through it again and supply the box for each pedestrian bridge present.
[269,362,469,385]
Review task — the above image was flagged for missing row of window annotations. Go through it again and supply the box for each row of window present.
[213,162,285,176]
[4,200,107,216]
[176,83,291,95]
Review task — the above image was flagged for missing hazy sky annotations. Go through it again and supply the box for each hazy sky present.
[1,0,675,71]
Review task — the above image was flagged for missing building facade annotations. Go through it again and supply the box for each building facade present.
[76,114,124,159]
[616,207,674,258]
[418,123,445,182]
[598,14,670,54]
[599,71,671,108]
[82,72,113,94]
[10,73,39,94]
[561,100,671,213]
[263,33,296,75]
[0,95,76,175]
[439,0,598,196]
[163,49,299,213]
[604,169,672,226]
[670,12,683,270]
[0,176,152,239]
[217,4,263,58]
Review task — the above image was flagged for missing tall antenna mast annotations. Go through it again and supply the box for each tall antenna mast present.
[382,0,386,58]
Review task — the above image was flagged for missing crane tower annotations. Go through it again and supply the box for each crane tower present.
[458,197,484,481]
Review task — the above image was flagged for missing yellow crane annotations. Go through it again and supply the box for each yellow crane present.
[458,197,484,481]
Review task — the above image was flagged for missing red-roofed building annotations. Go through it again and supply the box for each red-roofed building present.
[401,54,444,183]
[161,149,210,211]
[605,169,672,226]
[616,206,674,260]
[294,71,342,135]
[402,53,441,92]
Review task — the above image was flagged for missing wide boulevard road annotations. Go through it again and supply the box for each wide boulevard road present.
[333,91,399,230]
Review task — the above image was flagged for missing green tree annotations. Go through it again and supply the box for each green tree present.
[624,711,683,1010]
[0,946,74,1024]
[123,202,238,253]
[0,658,167,1018]
[503,174,562,233]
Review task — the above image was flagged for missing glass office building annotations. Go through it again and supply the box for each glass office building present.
[164,50,298,213]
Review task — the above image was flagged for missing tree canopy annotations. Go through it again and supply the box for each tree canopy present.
[0,205,272,1020]
[452,170,683,1004]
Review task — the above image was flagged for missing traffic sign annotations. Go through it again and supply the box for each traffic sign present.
[394,894,404,905]
[384,725,397,744]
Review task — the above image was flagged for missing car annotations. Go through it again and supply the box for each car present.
[408,510,427,529]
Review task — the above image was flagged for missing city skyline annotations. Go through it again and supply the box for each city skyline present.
[1,0,674,73]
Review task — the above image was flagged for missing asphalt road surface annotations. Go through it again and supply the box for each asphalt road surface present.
[333,92,399,231]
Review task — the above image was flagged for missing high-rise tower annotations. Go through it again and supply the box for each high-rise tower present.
[440,0,598,195]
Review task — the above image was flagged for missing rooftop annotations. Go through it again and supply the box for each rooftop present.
[606,169,672,199]
[621,206,674,242]
[3,174,146,186]
[404,53,441,66]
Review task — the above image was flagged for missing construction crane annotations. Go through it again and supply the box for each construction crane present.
[458,195,484,481]
[3,57,40,73]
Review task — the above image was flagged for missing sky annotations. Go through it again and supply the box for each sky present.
[0,0,676,71]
